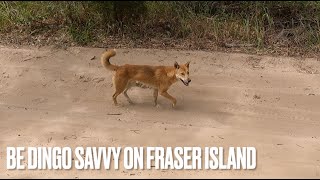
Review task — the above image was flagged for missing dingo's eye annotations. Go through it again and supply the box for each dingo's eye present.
[181,73,185,76]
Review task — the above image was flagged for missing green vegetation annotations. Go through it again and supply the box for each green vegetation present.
[0,1,319,56]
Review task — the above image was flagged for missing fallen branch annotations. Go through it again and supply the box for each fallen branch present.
[107,113,122,115]
[22,56,46,62]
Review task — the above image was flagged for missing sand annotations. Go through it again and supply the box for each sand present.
[0,45,319,178]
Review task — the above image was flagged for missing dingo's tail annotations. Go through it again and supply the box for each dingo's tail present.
[101,49,118,71]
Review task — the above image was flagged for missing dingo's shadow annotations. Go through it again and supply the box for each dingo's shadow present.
[120,94,234,118]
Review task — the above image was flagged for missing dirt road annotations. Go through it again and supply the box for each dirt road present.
[0,45,320,178]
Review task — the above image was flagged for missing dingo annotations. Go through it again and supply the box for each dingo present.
[101,49,191,107]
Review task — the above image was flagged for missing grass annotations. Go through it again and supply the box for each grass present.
[0,1,319,56]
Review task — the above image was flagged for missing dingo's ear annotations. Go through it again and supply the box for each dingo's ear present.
[174,61,180,69]
[185,61,190,68]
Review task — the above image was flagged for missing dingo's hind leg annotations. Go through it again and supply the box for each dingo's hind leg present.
[124,82,134,104]
[112,75,128,106]
[153,89,158,106]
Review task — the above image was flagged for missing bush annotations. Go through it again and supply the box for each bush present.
[0,1,319,54]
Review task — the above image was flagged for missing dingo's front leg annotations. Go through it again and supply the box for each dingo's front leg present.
[160,90,177,108]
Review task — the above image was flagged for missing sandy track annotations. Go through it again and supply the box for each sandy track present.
[0,45,320,178]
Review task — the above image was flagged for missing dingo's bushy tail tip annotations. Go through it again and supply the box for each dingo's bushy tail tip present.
[101,49,118,71]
